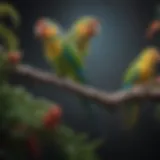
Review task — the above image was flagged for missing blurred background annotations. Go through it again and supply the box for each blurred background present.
[3,0,160,159]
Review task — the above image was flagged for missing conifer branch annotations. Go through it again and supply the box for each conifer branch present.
[14,64,160,107]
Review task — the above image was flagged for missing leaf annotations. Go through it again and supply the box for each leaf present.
[54,125,102,160]
[0,3,20,27]
[0,24,19,52]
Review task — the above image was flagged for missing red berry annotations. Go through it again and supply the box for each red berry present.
[50,105,62,118]
[8,52,21,64]
[43,105,62,129]
[146,20,160,39]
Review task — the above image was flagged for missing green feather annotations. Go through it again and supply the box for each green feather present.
[122,61,141,129]
[64,16,98,59]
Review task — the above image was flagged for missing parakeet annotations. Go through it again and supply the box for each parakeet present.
[64,16,101,111]
[65,16,101,60]
[122,47,160,129]
[146,5,160,39]
[34,17,99,116]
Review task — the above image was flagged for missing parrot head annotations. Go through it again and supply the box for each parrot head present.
[146,20,160,39]
[72,16,101,39]
[34,17,61,39]
[146,6,160,39]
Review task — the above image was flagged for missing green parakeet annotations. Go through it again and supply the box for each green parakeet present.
[64,16,101,113]
[65,16,100,60]
[122,47,160,129]
[34,17,100,117]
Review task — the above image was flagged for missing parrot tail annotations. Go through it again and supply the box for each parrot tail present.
[123,103,140,130]
[122,84,140,130]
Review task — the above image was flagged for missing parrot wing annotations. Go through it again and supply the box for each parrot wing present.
[123,69,140,88]
[64,26,90,59]
[62,43,87,84]
[62,42,94,124]
[122,65,141,130]
[122,61,141,88]
[43,38,68,78]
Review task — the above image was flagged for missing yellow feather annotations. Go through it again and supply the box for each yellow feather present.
[136,47,159,83]
[123,47,159,129]
[44,39,62,60]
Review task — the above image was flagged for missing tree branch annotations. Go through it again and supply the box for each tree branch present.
[13,64,160,107]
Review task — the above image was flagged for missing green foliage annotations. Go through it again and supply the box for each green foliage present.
[54,125,102,160]
[0,24,19,51]
[0,83,102,160]
[0,84,47,136]
[0,3,20,27]
[0,2,20,52]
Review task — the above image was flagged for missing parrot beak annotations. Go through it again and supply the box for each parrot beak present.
[34,19,46,38]
[146,20,160,39]
[87,20,101,37]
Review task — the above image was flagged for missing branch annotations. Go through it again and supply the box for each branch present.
[13,64,160,107]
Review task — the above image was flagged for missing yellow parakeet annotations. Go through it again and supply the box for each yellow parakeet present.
[122,47,160,129]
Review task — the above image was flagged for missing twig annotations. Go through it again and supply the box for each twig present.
[14,64,160,107]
